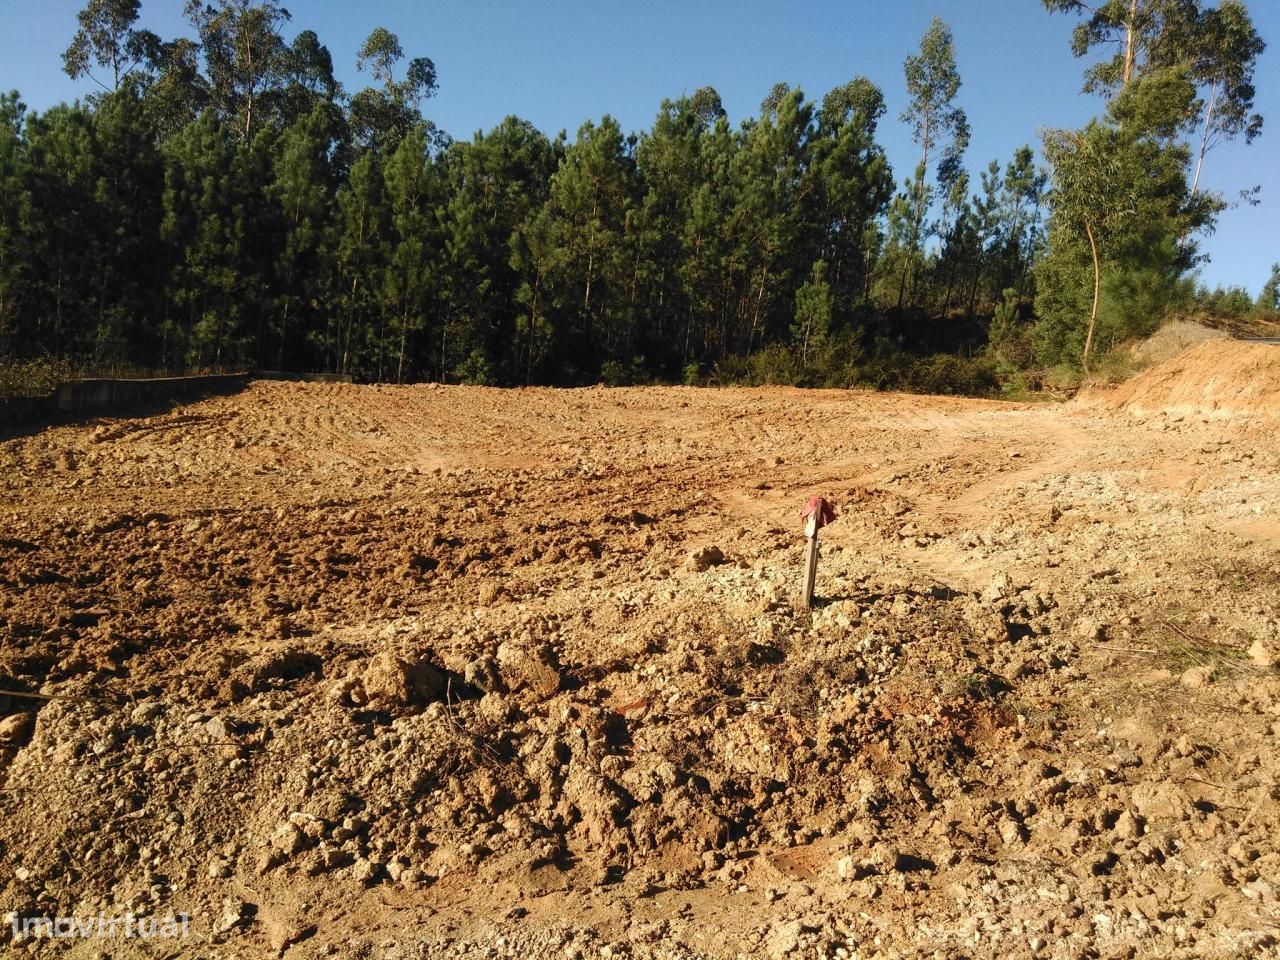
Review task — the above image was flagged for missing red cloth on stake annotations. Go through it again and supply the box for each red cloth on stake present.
[801,496,837,530]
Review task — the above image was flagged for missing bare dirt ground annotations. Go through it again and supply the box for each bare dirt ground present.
[2,345,1279,959]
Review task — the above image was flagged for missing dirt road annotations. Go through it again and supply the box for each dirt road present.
[1,360,1278,958]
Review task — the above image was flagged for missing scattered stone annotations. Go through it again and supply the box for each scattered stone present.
[1131,782,1191,821]
[207,857,232,879]
[1248,638,1277,669]
[1077,618,1107,641]
[204,716,235,740]
[0,713,34,745]
[1180,665,1215,689]
[352,858,380,885]
[999,816,1027,846]
[687,545,725,572]
[981,572,1012,605]
[270,823,307,857]
[1114,810,1143,840]
[765,919,813,959]
[358,651,447,709]
[214,900,256,935]
[496,642,561,698]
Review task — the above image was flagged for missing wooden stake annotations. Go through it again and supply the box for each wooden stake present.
[802,512,820,609]
[799,495,836,609]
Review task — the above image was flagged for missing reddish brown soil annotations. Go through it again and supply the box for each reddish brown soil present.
[1,362,1278,959]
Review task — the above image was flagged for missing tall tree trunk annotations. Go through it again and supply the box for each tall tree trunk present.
[748,262,769,353]
[1083,220,1102,373]
[1189,79,1217,202]
[397,307,408,383]
[1123,0,1139,87]
[277,302,289,371]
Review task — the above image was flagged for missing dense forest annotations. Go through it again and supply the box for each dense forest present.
[0,0,1271,391]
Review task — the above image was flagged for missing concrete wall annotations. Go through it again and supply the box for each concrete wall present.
[0,395,59,424]
[252,370,354,383]
[56,373,250,415]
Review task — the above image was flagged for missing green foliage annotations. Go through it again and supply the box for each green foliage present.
[1198,283,1258,317]
[2,1,1265,400]
[791,260,832,367]
[454,348,493,386]
[1256,264,1280,314]
[351,27,438,152]
[0,356,75,398]
[1036,0,1265,371]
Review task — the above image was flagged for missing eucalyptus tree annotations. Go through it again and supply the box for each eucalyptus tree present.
[1043,0,1264,199]
[1036,89,1201,371]
[897,17,968,309]
[141,37,209,138]
[183,0,291,142]
[350,27,439,152]
[1038,123,1132,369]
[278,30,342,130]
[1180,0,1264,199]
[63,0,159,93]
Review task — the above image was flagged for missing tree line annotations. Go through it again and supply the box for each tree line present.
[0,0,1268,390]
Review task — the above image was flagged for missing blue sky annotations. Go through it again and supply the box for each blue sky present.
[2,0,1276,295]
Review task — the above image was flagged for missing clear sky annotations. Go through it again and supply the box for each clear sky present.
[2,0,1276,295]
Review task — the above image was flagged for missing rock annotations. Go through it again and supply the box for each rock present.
[1114,810,1143,840]
[204,716,235,740]
[999,817,1027,846]
[1077,618,1106,642]
[270,823,307,857]
[1180,665,1215,689]
[1131,782,1191,821]
[463,655,502,693]
[386,859,410,882]
[0,713,34,745]
[352,858,380,885]
[687,545,725,572]
[980,572,1012,605]
[359,651,447,709]
[266,920,317,954]
[207,858,232,879]
[765,919,813,959]
[495,642,561,698]
[1248,638,1277,669]
[214,900,255,935]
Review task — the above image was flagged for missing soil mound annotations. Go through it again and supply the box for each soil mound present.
[1081,338,1280,420]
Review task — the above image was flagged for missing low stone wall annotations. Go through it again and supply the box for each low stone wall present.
[55,373,250,415]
